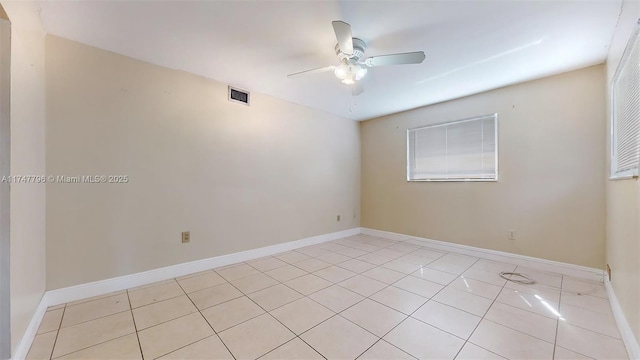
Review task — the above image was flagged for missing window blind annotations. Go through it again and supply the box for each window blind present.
[407,114,497,181]
[611,21,640,179]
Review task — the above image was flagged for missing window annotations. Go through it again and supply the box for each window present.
[407,114,497,181]
[611,20,640,179]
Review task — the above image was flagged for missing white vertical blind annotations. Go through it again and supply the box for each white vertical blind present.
[407,114,497,181]
[611,21,640,179]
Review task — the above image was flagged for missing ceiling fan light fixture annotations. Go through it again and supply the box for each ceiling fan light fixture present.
[335,63,366,85]
[355,66,367,80]
[334,65,348,80]
[342,77,355,85]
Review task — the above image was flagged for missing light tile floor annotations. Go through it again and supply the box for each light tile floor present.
[27,235,628,360]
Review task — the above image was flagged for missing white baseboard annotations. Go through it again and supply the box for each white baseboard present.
[361,228,604,282]
[605,278,640,360]
[11,299,48,360]
[11,227,360,360]
[12,226,623,359]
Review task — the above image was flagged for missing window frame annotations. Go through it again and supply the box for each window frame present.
[610,20,640,180]
[406,113,499,182]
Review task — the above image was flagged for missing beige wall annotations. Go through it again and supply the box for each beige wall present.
[45,35,360,289]
[605,0,640,345]
[2,1,47,354]
[361,65,606,268]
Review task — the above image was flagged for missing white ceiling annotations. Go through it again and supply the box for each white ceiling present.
[37,0,622,121]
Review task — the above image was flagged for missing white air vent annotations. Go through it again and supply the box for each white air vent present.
[228,86,250,106]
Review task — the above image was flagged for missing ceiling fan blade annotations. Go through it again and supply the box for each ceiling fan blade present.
[352,81,364,96]
[365,51,426,67]
[332,20,353,55]
[287,66,335,78]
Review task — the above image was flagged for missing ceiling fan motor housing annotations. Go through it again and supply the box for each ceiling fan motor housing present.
[335,38,366,62]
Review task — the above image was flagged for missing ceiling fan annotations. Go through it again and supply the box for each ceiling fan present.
[287,20,426,95]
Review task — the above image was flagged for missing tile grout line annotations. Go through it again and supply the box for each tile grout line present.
[361,256,482,360]
[464,263,574,358]
[556,277,627,358]
[46,296,140,359]
[63,290,127,308]
[171,238,471,357]
[552,275,564,359]
[189,240,601,357]
[234,237,406,305]
[49,238,427,358]
[50,333,138,360]
[139,321,228,359]
[214,235,412,359]
[452,258,512,359]
[125,288,145,360]
[220,268,329,360]
[551,276,618,359]
[174,269,218,282]
[491,264,572,334]
[336,245,473,359]
[173,277,238,360]
[129,279,219,358]
[221,262,364,359]
[45,304,66,360]
[52,308,132,332]
[131,297,203,330]
[280,237,415,358]
[309,238,487,354]
[407,255,566,357]
[258,336,327,360]
[481,301,563,344]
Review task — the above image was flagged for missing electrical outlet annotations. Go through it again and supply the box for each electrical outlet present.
[508,230,516,240]
[337,215,341,222]
[181,231,190,243]
[606,264,612,281]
